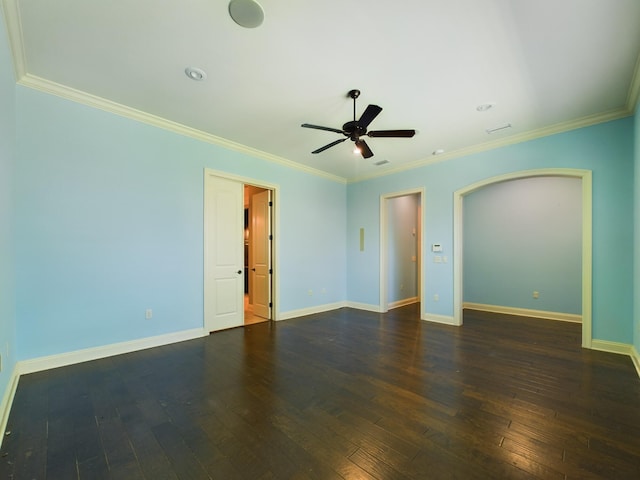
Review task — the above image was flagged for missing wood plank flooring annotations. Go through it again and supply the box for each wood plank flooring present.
[2,305,640,479]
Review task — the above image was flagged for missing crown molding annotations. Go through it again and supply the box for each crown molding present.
[627,52,640,112]
[16,74,348,184]
[18,70,633,187]
[1,0,26,80]
[348,106,632,184]
[4,0,637,185]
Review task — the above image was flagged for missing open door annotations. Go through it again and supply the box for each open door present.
[250,189,272,319]
[204,174,244,331]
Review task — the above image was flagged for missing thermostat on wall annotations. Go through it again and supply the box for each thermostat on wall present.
[432,244,443,252]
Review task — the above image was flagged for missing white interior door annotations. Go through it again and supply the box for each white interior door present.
[204,174,244,331]
[251,189,272,319]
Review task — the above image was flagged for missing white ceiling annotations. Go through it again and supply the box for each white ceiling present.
[3,0,640,182]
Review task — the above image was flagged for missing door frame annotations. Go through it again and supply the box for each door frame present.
[452,168,592,348]
[204,168,279,326]
[379,187,425,315]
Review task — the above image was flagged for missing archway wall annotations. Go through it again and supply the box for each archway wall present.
[462,176,582,315]
[347,117,634,344]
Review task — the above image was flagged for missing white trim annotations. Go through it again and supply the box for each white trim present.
[278,302,347,321]
[631,346,640,380]
[17,74,346,185]
[389,297,419,310]
[3,0,636,186]
[585,341,640,381]
[346,301,383,313]
[380,188,425,316]
[17,328,207,376]
[422,313,457,326]
[0,365,20,449]
[203,169,281,324]
[626,52,640,112]
[0,0,26,80]
[348,109,631,184]
[463,303,582,323]
[15,70,634,187]
[453,168,593,348]
[590,340,634,356]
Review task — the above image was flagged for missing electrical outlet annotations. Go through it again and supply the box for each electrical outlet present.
[533,291,539,299]
[434,294,439,302]
[308,290,313,296]
[145,309,153,319]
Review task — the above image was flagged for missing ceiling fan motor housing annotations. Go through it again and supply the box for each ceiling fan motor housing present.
[343,120,366,140]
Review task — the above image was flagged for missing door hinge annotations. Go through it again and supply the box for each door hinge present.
[269,234,273,240]
[268,201,273,207]
[269,268,272,274]
[269,302,272,308]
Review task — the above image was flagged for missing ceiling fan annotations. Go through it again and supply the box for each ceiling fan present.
[301,89,416,159]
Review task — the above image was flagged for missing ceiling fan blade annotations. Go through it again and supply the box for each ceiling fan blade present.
[357,105,382,128]
[312,137,347,154]
[301,123,344,134]
[355,139,374,159]
[367,129,416,138]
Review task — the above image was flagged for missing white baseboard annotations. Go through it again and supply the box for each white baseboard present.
[590,339,634,356]
[18,328,208,376]
[345,301,383,313]
[589,340,640,380]
[463,302,582,323]
[631,346,640,379]
[2,328,207,449]
[422,313,457,326]
[388,297,419,310]
[277,302,347,321]
[0,365,20,449]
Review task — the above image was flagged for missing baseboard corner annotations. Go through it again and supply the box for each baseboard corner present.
[590,339,634,356]
[17,327,208,376]
[0,365,20,449]
[631,345,640,380]
[422,313,458,326]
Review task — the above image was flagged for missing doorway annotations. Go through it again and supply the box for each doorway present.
[453,168,592,348]
[244,185,272,325]
[380,188,424,314]
[204,169,277,332]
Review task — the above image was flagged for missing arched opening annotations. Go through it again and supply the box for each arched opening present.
[453,169,592,348]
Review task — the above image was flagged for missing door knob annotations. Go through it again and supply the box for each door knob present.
[237,270,242,275]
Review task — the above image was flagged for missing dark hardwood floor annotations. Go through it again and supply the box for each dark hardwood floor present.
[2,305,640,479]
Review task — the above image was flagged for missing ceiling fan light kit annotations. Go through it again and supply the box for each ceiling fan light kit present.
[301,89,416,159]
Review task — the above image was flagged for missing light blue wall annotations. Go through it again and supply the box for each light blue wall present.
[348,119,634,343]
[0,6,17,408]
[634,101,640,354]
[387,194,419,303]
[463,176,582,314]
[14,87,346,360]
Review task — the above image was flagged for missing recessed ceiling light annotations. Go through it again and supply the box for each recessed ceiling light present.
[185,67,207,81]
[476,103,495,112]
[432,149,445,156]
[229,0,264,28]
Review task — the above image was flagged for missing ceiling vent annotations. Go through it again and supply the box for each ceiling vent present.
[486,123,512,134]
